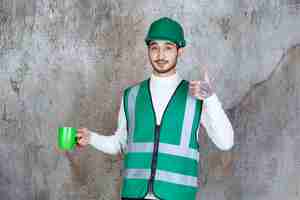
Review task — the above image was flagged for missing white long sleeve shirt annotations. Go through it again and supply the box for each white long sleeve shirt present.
[89,72,234,153]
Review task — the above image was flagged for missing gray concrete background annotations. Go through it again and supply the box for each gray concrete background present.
[0,0,299,199]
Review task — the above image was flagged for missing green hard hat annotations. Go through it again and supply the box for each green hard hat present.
[145,17,186,48]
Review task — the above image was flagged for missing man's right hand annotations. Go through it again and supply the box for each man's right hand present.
[77,127,90,146]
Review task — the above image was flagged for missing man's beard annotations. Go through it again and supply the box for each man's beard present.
[151,56,178,74]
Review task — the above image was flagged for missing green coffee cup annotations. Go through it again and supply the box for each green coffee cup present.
[57,127,77,150]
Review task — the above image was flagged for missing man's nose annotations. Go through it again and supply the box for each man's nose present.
[158,49,165,59]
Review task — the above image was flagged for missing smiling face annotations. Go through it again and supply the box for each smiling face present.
[148,40,183,77]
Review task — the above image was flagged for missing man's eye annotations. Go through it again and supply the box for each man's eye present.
[150,46,158,50]
[166,46,173,50]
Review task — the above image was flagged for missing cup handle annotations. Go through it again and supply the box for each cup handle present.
[75,136,79,144]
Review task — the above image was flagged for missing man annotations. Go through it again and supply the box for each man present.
[77,17,234,200]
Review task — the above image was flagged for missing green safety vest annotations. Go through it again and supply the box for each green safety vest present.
[121,78,203,200]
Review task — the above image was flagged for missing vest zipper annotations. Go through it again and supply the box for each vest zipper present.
[148,124,160,193]
[146,79,184,197]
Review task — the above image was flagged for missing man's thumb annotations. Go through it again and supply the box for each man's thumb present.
[203,69,210,83]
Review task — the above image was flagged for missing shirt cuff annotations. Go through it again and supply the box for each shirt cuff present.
[88,131,98,146]
[203,93,221,108]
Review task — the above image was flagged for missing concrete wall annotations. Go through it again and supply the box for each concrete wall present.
[0,0,299,199]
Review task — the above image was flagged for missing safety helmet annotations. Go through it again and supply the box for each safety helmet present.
[145,17,186,48]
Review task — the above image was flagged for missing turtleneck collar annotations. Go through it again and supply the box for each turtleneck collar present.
[150,71,182,85]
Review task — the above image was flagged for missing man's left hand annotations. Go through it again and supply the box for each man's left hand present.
[189,70,214,100]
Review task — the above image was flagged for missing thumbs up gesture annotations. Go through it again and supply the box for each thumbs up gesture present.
[189,69,214,100]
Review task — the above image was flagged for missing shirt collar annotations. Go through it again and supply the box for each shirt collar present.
[150,72,182,86]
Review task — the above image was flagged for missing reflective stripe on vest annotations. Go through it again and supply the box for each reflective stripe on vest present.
[125,168,198,187]
[127,142,198,160]
[126,84,140,144]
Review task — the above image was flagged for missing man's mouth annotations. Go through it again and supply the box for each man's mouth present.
[155,60,168,65]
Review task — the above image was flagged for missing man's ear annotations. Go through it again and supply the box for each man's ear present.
[178,48,184,56]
